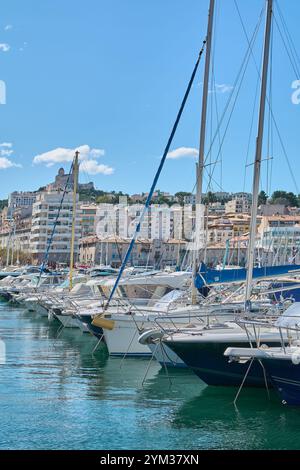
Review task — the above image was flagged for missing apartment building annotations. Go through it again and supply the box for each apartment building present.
[225,195,251,214]
[79,236,187,268]
[95,203,193,241]
[208,219,234,245]
[80,203,98,238]
[8,191,38,217]
[256,215,300,264]
[30,191,81,264]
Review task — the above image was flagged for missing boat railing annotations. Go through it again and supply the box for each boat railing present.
[150,305,284,336]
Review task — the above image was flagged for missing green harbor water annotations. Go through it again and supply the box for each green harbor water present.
[1,300,300,450]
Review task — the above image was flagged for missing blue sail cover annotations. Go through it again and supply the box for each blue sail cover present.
[195,263,300,289]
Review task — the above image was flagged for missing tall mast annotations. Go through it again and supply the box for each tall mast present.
[197,0,215,205]
[192,0,215,304]
[69,150,79,290]
[245,0,273,305]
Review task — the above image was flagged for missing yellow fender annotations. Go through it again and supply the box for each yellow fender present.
[92,315,115,330]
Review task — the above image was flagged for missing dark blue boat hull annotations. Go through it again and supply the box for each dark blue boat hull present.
[164,339,282,387]
[78,314,103,340]
[261,358,300,406]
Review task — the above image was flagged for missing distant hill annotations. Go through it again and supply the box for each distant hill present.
[78,188,130,204]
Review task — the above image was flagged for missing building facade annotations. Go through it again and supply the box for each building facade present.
[30,191,81,264]
[79,236,187,269]
[80,203,98,238]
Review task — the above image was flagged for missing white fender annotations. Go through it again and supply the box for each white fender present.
[138,329,164,345]
[291,348,300,365]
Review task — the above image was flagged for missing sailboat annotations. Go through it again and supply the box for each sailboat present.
[147,0,300,385]
[91,0,288,362]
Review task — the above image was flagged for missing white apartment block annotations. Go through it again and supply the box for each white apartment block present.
[170,205,184,239]
[95,203,192,241]
[225,195,251,214]
[183,204,194,240]
[183,194,196,205]
[125,204,150,238]
[258,226,300,265]
[149,205,171,240]
[30,191,81,264]
[8,191,37,211]
[80,203,98,238]
[96,203,117,238]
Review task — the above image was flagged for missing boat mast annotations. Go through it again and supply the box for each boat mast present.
[245,0,273,305]
[192,0,215,304]
[69,150,79,290]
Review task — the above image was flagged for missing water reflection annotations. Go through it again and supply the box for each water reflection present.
[2,303,300,450]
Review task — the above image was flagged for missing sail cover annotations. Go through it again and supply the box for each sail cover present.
[275,302,300,328]
[195,263,300,288]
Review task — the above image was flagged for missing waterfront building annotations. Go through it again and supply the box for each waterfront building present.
[257,215,300,264]
[259,214,300,231]
[95,203,193,241]
[225,195,251,214]
[30,190,81,264]
[8,191,38,218]
[208,202,226,214]
[79,236,187,268]
[80,203,98,238]
[207,219,234,245]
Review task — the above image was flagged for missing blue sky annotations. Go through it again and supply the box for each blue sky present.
[0,0,299,199]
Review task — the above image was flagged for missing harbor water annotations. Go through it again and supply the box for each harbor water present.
[1,300,300,450]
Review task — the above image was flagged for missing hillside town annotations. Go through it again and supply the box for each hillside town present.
[1,166,300,269]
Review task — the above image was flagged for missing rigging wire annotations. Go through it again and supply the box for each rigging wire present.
[234,0,299,195]
[103,40,207,308]
[274,1,300,78]
[202,5,265,193]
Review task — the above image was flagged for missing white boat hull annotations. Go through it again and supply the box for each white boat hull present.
[35,303,50,317]
[55,313,81,329]
[103,318,151,357]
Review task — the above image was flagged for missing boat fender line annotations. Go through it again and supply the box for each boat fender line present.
[138,329,164,345]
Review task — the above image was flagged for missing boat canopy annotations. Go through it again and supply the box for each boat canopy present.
[152,289,184,311]
[275,302,300,328]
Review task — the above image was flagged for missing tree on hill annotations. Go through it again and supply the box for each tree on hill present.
[258,190,268,205]
[203,191,217,204]
[271,191,298,207]
[175,192,192,205]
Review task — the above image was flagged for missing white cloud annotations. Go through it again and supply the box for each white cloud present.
[4,25,12,31]
[0,143,21,169]
[0,157,21,169]
[167,147,198,160]
[33,144,114,175]
[0,148,13,157]
[33,145,106,165]
[209,83,234,94]
[80,160,114,175]
[0,142,12,148]
[0,43,10,52]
